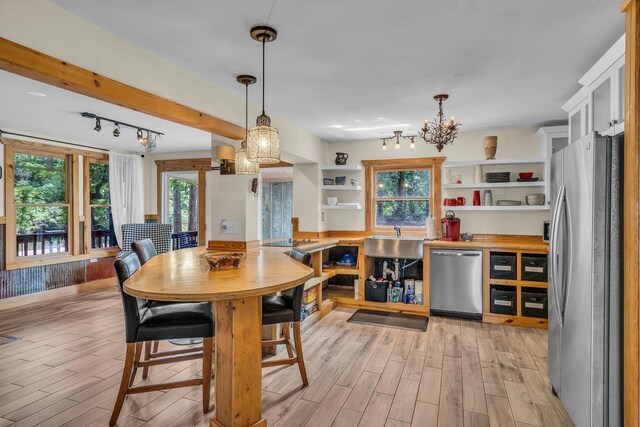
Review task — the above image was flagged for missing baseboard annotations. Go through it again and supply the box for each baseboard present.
[0,277,117,310]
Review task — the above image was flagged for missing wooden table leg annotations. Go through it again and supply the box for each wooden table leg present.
[211,296,266,427]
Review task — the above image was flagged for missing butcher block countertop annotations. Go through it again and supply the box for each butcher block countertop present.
[289,234,548,253]
[423,238,548,253]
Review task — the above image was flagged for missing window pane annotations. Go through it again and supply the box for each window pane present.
[89,162,110,204]
[16,206,68,256]
[375,200,430,227]
[14,153,66,203]
[168,176,199,233]
[376,170,430,198]
[91,206,117,248]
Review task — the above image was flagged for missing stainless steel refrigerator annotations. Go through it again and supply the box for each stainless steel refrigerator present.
[549,132,623,427]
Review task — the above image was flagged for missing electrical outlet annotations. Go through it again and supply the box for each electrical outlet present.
[221,220,238,234]
[321,212,325,222]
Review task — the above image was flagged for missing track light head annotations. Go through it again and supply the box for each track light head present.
[113,124,120,137]
[93,118,101,133]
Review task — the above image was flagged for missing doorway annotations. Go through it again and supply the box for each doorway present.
[261,167,293,242]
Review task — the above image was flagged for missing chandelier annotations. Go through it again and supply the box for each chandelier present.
[380,130,417,151]
[235,75,260,175]
[246,25,280,164]
[419,94,461,152]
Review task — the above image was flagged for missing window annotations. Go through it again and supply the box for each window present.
[363,157,443,232]
[375,169,431,226]
[4,139,119,269]
[89,161,117,249]
[14,152,70,257]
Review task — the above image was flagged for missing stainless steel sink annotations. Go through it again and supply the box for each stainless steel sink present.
[364,235,425,259]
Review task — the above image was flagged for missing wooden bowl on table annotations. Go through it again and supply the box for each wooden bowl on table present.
[203,252,246,270]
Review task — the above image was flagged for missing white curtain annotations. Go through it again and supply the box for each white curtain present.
[109,151,145,247]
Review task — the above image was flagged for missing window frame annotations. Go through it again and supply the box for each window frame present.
[363,157,444,233]
[3,138,118,270]
[155,159,208,246]
[84,156,118,254]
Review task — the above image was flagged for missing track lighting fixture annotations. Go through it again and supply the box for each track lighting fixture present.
[380,130,417,151]
[81,112,163,152]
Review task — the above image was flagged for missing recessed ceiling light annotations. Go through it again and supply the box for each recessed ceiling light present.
[28,91,46,97]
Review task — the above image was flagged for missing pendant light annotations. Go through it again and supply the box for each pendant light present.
[235,75,260,175]
[247,25,280,164]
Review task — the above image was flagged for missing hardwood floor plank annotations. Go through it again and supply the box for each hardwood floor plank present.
[438,386,464,427]
[375,359,405,395]
[343,371,380,412]
[504,380,542,426]
[464,410,490,427]
[401,350,426,381]
[417,366,441,404]
[275,398,317,427]
[387,378,420,423]
[331,408,363,427]
[411,401,437,427]
[305,384,351,427]
[442,356,462,389]
[462,373,488,415]
[486,395,516,427]
[359,392,394,427]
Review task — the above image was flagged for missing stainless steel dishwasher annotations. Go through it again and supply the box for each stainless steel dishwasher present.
[429,249,483,319]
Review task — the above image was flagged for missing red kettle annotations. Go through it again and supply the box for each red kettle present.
[441,210,461,241]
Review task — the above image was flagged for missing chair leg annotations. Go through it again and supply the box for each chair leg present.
[128,342,143,387]
[109,343,136,426]
[283,322,294,358]
[152,340,159,353]
[201,337,213,413]
[293,322,309,386]
[142,341,152,379]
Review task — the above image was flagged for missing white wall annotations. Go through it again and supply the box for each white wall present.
[323,127,549,236]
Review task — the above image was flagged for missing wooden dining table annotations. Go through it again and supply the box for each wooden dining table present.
[123,246,314,427]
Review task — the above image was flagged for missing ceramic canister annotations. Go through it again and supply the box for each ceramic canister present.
[483,189,493,206]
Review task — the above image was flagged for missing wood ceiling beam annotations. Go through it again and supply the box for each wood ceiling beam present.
[0,37,246,140]
[622,1,640,426]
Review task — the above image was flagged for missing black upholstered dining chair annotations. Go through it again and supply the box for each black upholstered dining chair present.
[131,238,157,266]
[261,248,312,386]
[110,252,214,426]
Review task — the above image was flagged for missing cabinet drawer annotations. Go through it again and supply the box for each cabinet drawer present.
[490,285,517,316]
[522,254,548,282]
[521,288,548,319]
[490,252,517,280]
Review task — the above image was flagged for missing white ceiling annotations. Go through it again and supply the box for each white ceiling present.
[0,70,212,153]
[51,0,624,142]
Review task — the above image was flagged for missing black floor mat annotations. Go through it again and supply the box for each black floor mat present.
[347,309,428,332]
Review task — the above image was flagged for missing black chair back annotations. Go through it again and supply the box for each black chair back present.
[287,248,312,322]
[132,239,157,265]
[114,252,147,343]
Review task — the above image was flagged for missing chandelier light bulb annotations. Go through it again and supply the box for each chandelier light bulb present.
[382,141,387,151]
[93,118,101,133]
[395,140,400,149]
[409,140,415,149]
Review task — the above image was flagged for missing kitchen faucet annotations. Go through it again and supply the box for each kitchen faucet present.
[394,225,401,237]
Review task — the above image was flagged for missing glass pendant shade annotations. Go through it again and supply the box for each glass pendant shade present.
[235,141,259,174]
[247,114,280,164]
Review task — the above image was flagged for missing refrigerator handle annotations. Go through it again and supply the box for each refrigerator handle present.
[550,186,565,326]
[561,190,573,323]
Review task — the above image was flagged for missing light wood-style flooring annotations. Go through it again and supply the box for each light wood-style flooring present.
[0,287,574,426]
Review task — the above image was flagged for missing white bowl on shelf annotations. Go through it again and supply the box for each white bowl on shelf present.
[327,197,338,205]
